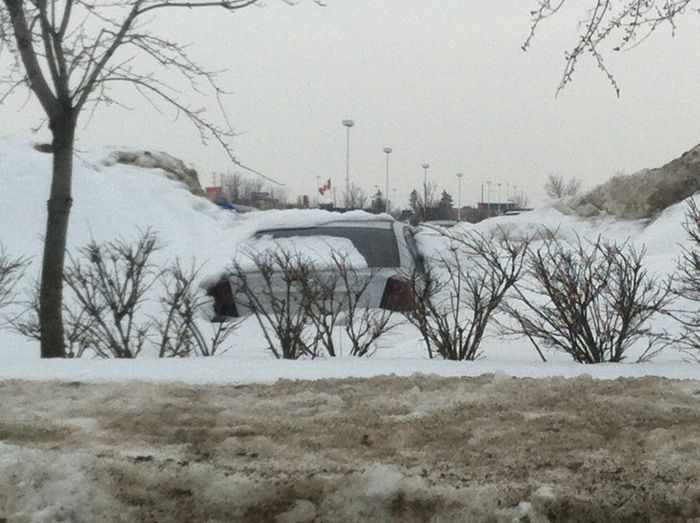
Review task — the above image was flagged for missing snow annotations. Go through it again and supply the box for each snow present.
[0,357,696,385]
[235,235,368,270]
[0,136,698,383]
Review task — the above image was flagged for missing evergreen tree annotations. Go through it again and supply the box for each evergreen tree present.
[437,190,454,220]
[371,190,386,214]
[409,190,421,216]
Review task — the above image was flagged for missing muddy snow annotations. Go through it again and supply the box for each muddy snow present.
[0,375,698,522]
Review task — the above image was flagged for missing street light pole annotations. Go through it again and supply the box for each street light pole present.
[456,172,463,221]
[316,175,321,207]
[342,119,354,208]
[421,163,430,221]
[383,147,392,214]
[486,181,492,216]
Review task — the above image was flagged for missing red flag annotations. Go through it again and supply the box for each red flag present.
[319,178,331,195]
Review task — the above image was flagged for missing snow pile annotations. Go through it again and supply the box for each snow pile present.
[225,208,393,240]
[111,148,204,196]
[416,198,694,279]
[565,143,700,220]
[0,137,239,271]
[235,234,368,270]
[0,442,131,522]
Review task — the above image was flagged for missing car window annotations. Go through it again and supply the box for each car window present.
[257,226,400,268]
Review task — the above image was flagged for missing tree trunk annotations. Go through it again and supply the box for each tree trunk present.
[39,115,75,358]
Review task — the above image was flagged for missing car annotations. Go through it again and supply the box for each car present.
[206,213,422,320]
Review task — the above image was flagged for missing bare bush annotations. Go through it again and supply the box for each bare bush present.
[156,261,237,358]
[300,261,345,358]
[674,199,700,359]
[334,258,394,357]
[508,233,671,363]
[9,233,162,357]
[406,229,530,360]
[233,251,317,360]
[9,280,95,358]
[7,282,42,342]
[62,231,161,358]
[12,235,233,358]
[0,246,29,327]
[233,249,396,359]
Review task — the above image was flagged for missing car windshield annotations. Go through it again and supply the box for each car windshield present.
[256,226,400,268]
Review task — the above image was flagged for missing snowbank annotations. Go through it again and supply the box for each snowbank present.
[572,143,700,220]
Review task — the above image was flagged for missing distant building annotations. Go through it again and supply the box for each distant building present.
[446,202,529,223]
[205,186,223,202]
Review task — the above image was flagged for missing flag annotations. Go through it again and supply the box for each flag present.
[318,178,331,195]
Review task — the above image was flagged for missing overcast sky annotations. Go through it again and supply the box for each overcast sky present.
[2,0,700,208]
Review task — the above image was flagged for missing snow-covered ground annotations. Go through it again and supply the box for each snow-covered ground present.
[0,136,698,383]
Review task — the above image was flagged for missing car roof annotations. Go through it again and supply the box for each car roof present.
[256,218,396,235]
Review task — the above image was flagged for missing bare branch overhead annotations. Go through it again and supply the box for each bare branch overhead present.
[524,0,695,95]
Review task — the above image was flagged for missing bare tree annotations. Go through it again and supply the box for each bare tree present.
[544,174,581,199]
[406,229,530,360]
[218,172,288,209]
[239,177,265,206]
[508,232,672,363]
[408,183,438,223]
[673,199,700,359]
[512,191,530,210]
[523,1,693,95]
[218,173,244,203]
[0,0,320,357]
[343,183,368,210]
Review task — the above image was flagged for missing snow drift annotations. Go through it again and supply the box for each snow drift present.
[567,142,700,220]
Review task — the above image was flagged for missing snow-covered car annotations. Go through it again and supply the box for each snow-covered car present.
[207,215,422,320]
